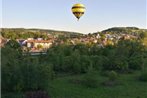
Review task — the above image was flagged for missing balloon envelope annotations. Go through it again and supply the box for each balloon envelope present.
[71,3,86,20]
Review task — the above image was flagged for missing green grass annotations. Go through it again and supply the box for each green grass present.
[49,71,147,98]
[2,71,147,98]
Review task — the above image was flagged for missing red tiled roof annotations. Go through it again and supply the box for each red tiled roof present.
[27,40,52,43]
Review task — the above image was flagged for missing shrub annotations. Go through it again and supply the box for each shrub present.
[37,44,43,49]
[108,70,118,81]
[102,71,119,87]
[21,63,54,91]
[129,56,143,70]
[90,55,106,70]
[1,46,23,92]
[1,53,55,92]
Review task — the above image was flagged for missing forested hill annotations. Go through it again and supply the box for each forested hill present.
[1,27,147,39]
[1,28,83,39]
[101,27,147,34]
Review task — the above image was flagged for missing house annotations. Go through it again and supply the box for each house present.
[0,36,7,47]
[26,39,53,52]
[26,40,52,49]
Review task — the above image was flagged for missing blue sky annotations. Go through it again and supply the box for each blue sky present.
[2,0,147,33]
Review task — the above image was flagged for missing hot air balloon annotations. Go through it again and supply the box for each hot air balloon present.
[71,3,86,21]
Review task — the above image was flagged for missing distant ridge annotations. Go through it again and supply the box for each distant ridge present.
[102,27,146,33]
[1,28,83,38]
[1,27,147,37]
[1,28,82,34]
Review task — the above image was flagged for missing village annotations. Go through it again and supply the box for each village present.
[0,31,137,53]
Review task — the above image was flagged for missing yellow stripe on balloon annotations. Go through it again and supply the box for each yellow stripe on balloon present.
[72,8,85,12]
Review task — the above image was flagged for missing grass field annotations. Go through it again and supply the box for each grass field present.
[48,71,147,98]
[2,71,147,98]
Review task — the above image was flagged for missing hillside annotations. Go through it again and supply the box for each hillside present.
[1,28,83,39]
[1,27,147,40]
[101,27,147,34]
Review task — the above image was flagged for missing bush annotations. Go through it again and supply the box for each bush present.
[20,63,54,91]
[108,70,118,81]
[129,56,143,70]
[1,52,55,92]
[139,72,147,82]
[37,44,43,49]
[102,71,119,87]
[1,46,23,92]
